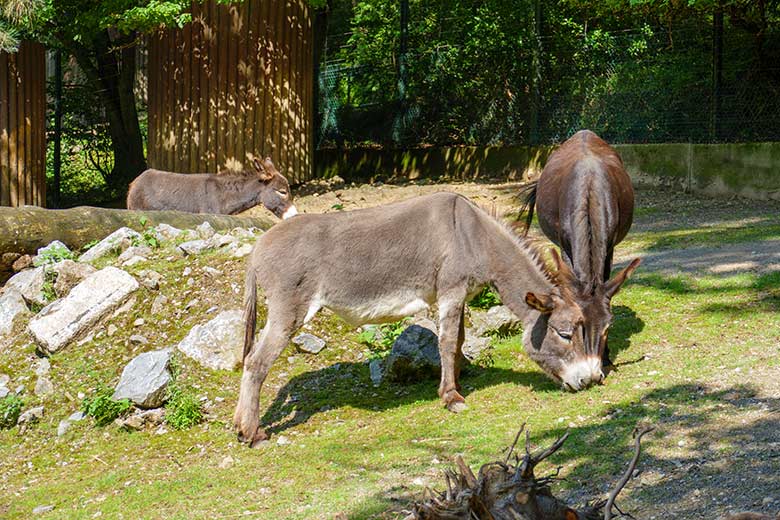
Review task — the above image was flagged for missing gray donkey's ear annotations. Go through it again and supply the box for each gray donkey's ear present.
[253,157,272,181]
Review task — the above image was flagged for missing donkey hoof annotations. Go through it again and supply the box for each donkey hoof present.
[447,400,468,413]
[237,425,268,447]
[249,430,270,449]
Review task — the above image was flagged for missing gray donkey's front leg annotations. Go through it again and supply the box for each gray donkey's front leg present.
[436,295,467,413]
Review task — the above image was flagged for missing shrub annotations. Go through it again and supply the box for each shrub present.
[358,319,410,355]
[81,385,132,426]
[0,395,23,429]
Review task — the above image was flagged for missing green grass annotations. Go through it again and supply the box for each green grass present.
[623,220,780,251]
[2,197,780,518]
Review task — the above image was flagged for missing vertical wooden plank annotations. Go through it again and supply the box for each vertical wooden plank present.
[224,4,237,168]
[287,1,298,184]
[159,28,170,170]
[198,3,211,172]
[279,0,291,180]
[259,0,273,159]
[8,50,18,206]
[177,16,191,172]
[168,27,178,171]
[37,43,45,206]
[304,1,313,182]
[0,52,10,206]
[244,0,258,161]
[189,2,202,173]
[24,42,34,204]
[233,2,249,168]
[273,0,285,168]
[147,31,158,169]
[207,1,220,171]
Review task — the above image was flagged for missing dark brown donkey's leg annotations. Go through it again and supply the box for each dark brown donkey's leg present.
[234,306,301,447]
[437,296,467,412]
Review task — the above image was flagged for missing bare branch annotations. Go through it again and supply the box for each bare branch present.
[603,425,654,520]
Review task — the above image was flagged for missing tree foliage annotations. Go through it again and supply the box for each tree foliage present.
[320,0,780,146]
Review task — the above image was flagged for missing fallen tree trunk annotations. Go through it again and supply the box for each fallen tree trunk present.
[0,205,276,256]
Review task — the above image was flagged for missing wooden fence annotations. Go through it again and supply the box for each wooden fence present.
[0,41,47,207]
[147,0,314,184]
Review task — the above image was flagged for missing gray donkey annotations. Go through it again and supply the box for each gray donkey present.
[235,192,639,446]
[126,157,297,219]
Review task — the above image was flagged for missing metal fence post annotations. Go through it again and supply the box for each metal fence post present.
[529,0,542,145]
[392,0,409,145]
[711,4,723,142]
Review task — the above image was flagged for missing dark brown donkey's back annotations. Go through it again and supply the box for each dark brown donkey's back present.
[126,157,297,219]
[521,129,640,370]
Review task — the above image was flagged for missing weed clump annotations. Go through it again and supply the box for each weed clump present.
[0,395,24,429]
[468,286,501,309]
[164,356,203,430]
[358,319,410,355]
[81,385,132,426]
[33,243,75,266]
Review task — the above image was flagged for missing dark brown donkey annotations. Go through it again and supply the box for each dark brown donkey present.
[520,129,640,375]
[236,192,602,447]
[126,157,297,219]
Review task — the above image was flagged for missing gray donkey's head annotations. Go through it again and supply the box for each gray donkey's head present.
[252,157,297,219]
[523,250,615,392]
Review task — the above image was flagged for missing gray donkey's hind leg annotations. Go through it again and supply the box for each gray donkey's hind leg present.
[234,305,302,447]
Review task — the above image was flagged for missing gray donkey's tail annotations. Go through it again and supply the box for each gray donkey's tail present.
[242,268,258,362]
[518,181,538,236]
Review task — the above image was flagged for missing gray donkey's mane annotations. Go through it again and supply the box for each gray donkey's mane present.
[474,199,558,286]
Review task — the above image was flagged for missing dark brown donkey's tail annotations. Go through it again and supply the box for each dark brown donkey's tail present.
[242,268,258,362]
[517,181,538,236]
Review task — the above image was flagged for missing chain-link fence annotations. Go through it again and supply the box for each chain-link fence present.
[316,1,780,148]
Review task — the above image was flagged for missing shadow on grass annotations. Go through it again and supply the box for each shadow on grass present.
[261,363,558,436]
[344,382,780,519]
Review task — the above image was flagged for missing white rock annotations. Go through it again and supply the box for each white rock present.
[107,324,118,337]
[207,233,237,249]
[0,288,28,337]
[129,334,149,345]
[177,240,210,256]
[121,256,147,267]
[218,455,234,469]
[35,358,50,376]
[196,221,216,239]
[469,305,521,336]
[32,505,54,515]
[18,405,44,425]
[57,412,84,437]
[34,376,53,396]
[138,270,162,290]
[118,245,152,264]
[276,435,291,446]
[79,227,141,263]
[151,294,168,315]
[112,349,172,408]
[5,267,46,306]
[0,373,10,398]
[292,333,326,354]
[176,310,244,371]
[231,244,253,258]
[154,223,184,242]
[50,260,96,298]
[28,267,139,354]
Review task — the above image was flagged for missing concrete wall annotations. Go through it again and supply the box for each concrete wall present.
[316,142,780,200]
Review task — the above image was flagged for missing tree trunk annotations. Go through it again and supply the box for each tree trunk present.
[0,206,275,257]
[69,31,147,191]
